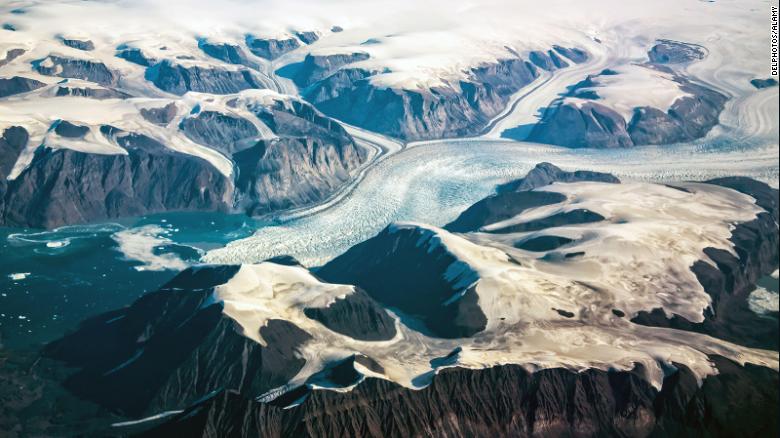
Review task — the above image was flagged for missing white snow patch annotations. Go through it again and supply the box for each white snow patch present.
[748,287,779,315]
[212,263,356,345]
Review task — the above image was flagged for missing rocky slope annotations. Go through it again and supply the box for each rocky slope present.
[0,126,233,229]
[301,47,589,141]
[523,41,727,148]
[37,165,779,436]
[43,265,313,417]
[143,356,778,438]
[319,224,488,338]
[0,91,368,228]
[445,163,620,232]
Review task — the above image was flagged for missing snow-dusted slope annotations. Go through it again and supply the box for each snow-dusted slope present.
[45,168,779,426]
[3,0,772,144]
[0,85,368,227]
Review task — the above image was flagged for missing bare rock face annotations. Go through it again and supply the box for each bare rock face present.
[146,60,264,95]
[497,162,620,192]
[528,100,634,148]
[526,66,727,148]
[233,136,359,214]
[231,98,368,215]
[627,80,728,145]
[54,84,130,99]
[303,288,397,341]
[53,120,89,138]
[750,77,778,89]
[552,45,589,63]
[140,102,178,125]
[293,31,320,45]
[180,110,259,155]
[0,126,28,180]
[61,38,95,51]
[1,95,366,228]
[0,76,46,97]
[43,265,312,417]
[0,129,232,228]
[116,47,156,66]
[446,163,619,233]
[0,126,28,219]
[142,356,778,438]
[303,55,546,141]
[528,49,568,70]
[647,39,706,65]
[319,225,488,338]
[199,41,251,66]
[281,52,371,88]
[34,55,118,86]
[245,35,300,60]
[0,48,25,67]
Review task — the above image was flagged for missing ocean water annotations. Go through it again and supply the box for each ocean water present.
[0,212,263,349]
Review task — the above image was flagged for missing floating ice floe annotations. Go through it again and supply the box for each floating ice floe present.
[8,272,31,281]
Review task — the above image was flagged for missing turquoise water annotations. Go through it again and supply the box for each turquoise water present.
[0,212,263,349]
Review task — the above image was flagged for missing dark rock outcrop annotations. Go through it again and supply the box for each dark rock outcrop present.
[140,102,178,125]
[552,45,589,63]
[293,31,320,45]
[303,288,397,341]
[489,209,605,234]
[61,38,95,51]
[0,129,232,228]
[528,50,568,71]
[0,126,28,221]
[526,67,727,148]
[319,225,488,338]
[53,120,89,138]
[281,52,371,88]
[199,41,251,66]
[146,60,264,95]
[142,356,778,438]
[0,48,25,67]
[515,235,574,251]
[116,47,156,66]
[528,100,634,148]
[1,95,367,228]
[627,81,728,145]
[446,163,618,232]
[43,265,312,417]
[497,162,620,192]
[54,85,130,99]
[231,97,367,215]
[446,191,567,233]
[0,126,27,180]
[180,111,259,155]
[34,55,118,86]
[647,40,706,65]
[245,36,300,60]
[0,76,45,98]
[750,77,778,89]
[632,178,779,351]
[232,136,361,215]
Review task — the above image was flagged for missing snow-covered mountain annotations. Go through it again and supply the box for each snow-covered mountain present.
[2,0,775,228]
[42,164,779,435]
